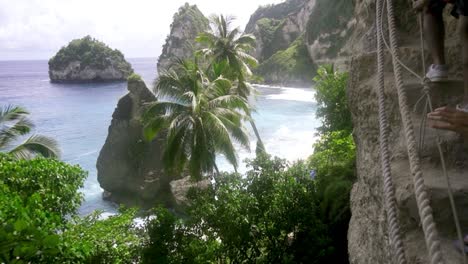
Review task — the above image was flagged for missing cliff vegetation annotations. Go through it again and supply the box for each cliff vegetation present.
[49,36,133,80]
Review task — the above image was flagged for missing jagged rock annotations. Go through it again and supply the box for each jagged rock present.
[96,75,176,208]
[157,3,209,73]
[170,176,210,207]
[48,36,133,83]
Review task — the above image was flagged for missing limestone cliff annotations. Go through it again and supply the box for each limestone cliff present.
[96,75,173,207]
[321,0,468,263]
[48,36,133,83]
[245,0,315,85]
[157,3,209,73]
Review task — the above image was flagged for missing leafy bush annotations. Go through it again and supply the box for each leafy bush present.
[0,153,86,217]
[60,209,143,264]
[313,64,352,133]
[306,65,355,264]
[0,154,143,263]
[48,35,133,74]
[143,155,333,264]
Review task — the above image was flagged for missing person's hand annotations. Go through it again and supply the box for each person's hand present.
[427,106,468,135]
[413,0,429,12]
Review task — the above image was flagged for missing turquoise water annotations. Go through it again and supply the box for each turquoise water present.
[0,58,320,215]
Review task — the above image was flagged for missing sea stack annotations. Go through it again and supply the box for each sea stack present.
[48,36,133,83]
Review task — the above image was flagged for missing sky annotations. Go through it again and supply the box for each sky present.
[0,0,284,61]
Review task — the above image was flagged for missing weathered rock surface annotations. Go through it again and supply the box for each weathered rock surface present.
[49,36,133,83]
[97,75,175,208]
[245,0,315,85]
[341,1,468,263]
[157,3,209,73]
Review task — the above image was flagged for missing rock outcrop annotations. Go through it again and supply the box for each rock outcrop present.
[96,75,172,208]
[48,36,133,83]
[97,74,209,209]
[157,3,209,73]
[245,0,315,86]
[331,0,468,263]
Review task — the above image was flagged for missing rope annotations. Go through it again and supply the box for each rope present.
[375,0,467,263]
[376,1,408,263]
[379,0,444,263]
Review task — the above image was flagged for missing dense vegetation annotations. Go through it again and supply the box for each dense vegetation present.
[256,35,315,86]
[48,35,133,73]
[141,64,355,263]
[0,154,143,263]
[245,0,306,33]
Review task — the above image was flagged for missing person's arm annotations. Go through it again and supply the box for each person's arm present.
[427,107,468,135]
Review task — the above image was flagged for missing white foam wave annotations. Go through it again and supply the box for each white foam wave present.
[266,87,315,103]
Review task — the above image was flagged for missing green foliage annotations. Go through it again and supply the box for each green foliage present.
[48,35,133,74]
[0,105,61,159]
[0,153,86,216]
[255,18,287,60]
[257,35,315,85]
[245,0,306,33]
[61,209,143,263]
[305,0,354,57]
[143,155,334,264]
[313,65,352,133]
[0,154,142,263]
[144,59,251,180]
[128,73,142,82]
[306,65,355,263]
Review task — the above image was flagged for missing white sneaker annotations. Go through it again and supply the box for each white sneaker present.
[456,103,468,113]
[426,64,449,82]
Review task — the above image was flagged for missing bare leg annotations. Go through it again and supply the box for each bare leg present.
[424,7,446,65]
[459,16,468,104]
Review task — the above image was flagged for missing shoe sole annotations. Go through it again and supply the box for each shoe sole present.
[427,76,449,82]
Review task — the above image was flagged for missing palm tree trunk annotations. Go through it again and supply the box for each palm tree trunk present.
[249,120,266,155]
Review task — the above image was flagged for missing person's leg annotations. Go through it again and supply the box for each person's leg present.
[459,16,468,104]
[425,5,446,65]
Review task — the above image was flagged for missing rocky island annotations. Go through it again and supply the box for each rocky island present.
[48,36,133,83]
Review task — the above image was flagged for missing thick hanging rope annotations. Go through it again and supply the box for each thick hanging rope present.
[378,0,444,263]
[376,0,466,262]
[376,1,408,263]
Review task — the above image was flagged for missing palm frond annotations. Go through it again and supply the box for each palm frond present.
[8,134,61,159]
[0,105,29,123]
[0,117,34,148]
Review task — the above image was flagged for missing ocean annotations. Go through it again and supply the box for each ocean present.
[0,58,320,215]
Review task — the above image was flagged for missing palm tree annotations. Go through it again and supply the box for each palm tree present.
[0,105,61,159]
[143,59,250,180]
[196,15,266,153]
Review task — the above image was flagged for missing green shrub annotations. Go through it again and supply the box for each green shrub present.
[313,64,352,133]
[0,154,143,263]
[0,154,86,217]
[143,155,333,264]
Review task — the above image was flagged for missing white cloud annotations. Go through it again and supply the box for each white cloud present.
[0,0,284,60]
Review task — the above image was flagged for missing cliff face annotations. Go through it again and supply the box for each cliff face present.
[48,36,133,83]
[245,0,315,86]
[157,3,209,73]
[96,75,173,207]
[331,1,468,263]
